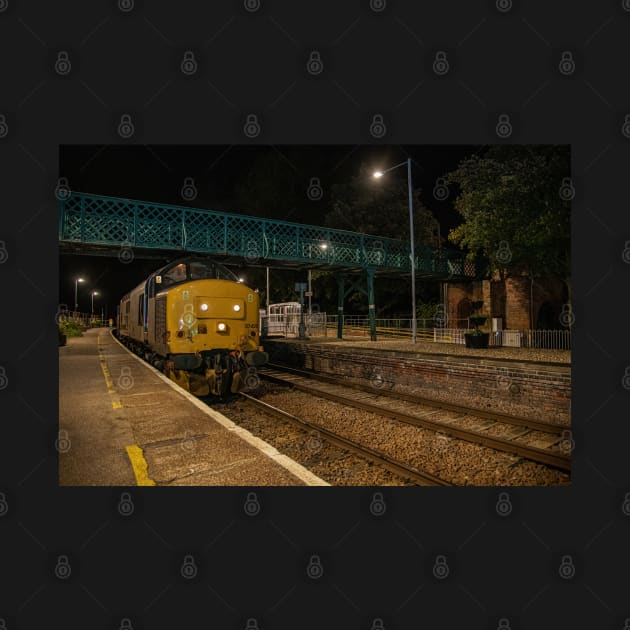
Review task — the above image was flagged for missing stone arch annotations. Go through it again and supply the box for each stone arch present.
[457,297,474,322]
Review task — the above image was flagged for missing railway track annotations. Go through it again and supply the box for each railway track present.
[257,364,571,472]
[239,393,452,487]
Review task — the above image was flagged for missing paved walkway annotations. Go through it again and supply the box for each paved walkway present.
[59,328,326,486]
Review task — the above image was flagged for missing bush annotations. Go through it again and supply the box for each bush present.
[58,320,84,337]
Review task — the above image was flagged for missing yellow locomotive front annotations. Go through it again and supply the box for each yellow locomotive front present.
[122,258,268,397]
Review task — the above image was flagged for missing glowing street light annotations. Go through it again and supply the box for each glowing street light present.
[74,277,85,311]
[91,290,99,316]
[373,159,418,343]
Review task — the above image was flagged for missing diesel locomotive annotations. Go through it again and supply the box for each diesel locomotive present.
[116,257,268,396]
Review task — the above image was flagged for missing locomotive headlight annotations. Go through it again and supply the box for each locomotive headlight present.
[200,303,208,312]
[217,322,227,332]
[233,304,241,312]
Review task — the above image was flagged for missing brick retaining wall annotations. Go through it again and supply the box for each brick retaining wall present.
[265,341,571,426]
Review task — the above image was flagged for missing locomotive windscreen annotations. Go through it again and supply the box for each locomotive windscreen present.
[156,258,238,288]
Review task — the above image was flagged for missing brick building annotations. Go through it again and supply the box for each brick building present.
[446,273,569,331]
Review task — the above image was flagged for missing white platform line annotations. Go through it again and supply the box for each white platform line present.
[108,329,329,487]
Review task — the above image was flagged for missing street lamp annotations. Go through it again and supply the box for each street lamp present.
[74,277,85,311]
[373,158,418,343]
[91,290,99,317]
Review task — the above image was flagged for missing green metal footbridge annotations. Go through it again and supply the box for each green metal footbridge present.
[58,192,475,339]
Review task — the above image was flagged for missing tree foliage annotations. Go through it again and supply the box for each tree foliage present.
[324,163,440,244]
[445,145,571,282]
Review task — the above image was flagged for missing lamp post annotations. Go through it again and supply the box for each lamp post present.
[373,158,417,343]
[91,290,99,317]
[74,277,84,311]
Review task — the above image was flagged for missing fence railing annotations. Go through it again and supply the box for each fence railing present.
[264,315,571,350]
[57,309,109,328]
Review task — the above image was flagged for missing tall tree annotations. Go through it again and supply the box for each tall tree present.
[445,145,571,292]
[325,163,440,244]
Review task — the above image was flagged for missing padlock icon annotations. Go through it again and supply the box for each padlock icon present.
[495,491,512,516]
[55,429,71,453]
[624,0,630,12]
[558,554,575,579]
[181,50,198,76]
[0,492,8,516]
[558,51,575,76]
[559,303,574,327]
[54,554,72,579]
[369,492,386,516]
[621,492,630,516]
[0,113,7,138]
[496,241,512,264]
[432,176,449,201]
[497,618,511,630]
[432,51,449,76]
[495,114,512,138]
[371,618,385,630]
[307,50,323,75]
[495,0,512,12]
[118,492,134,516]
[306,554,323,579]
[54,51,71,76]
[118,0,134,12]
[559,177,575,201]
[370,0,386,12]
[118,366,134,390]
[622,114,630,139]
[245,618,259,630]
[119,618,133,630]
[244,492,260,516]
[622,367,630,390]
[182,303,196,328]
[0,241,7,265]
[243,114,261,138]
[370,114,386,138]
[180,177,197,200]
[244,0,261,12]
[118,114,134,138]
[432,555,449,579]
[0,0,8,12]
[55,177,71,201]
[622,241,630,264]
[181,554,198,579]
[307,177,323,201]
[0,618,7,630]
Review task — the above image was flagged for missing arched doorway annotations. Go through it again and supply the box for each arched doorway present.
[536,301,560,330]
[457,298,473,325]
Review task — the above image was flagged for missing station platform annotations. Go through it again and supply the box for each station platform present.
[59,328,327,486]
[263,337,571,425]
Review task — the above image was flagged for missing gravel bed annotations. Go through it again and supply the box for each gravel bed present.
[306,338,570,365]
[257,389,570,486]
[212,394,417,486]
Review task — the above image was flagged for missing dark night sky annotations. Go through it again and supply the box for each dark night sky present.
[59,144,480,316]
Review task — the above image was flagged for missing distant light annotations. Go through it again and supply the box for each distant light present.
[320,243,328,250]
[77,277,85,283]
[238,277,244,283]
[373,171,383,178]
[92,291,99,296]
[200,303,208,311]
[233,304,241,312]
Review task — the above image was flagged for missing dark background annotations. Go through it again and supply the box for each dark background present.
[1,1,630,628]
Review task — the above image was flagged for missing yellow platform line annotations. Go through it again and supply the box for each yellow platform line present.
[97,333,123,408]
[125,445,156,486]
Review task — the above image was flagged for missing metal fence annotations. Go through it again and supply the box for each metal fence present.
[57,309,108,328]
[312,317,571,350]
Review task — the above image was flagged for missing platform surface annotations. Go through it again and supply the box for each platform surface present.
[266,335,571,368]
[59,328,324,486]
